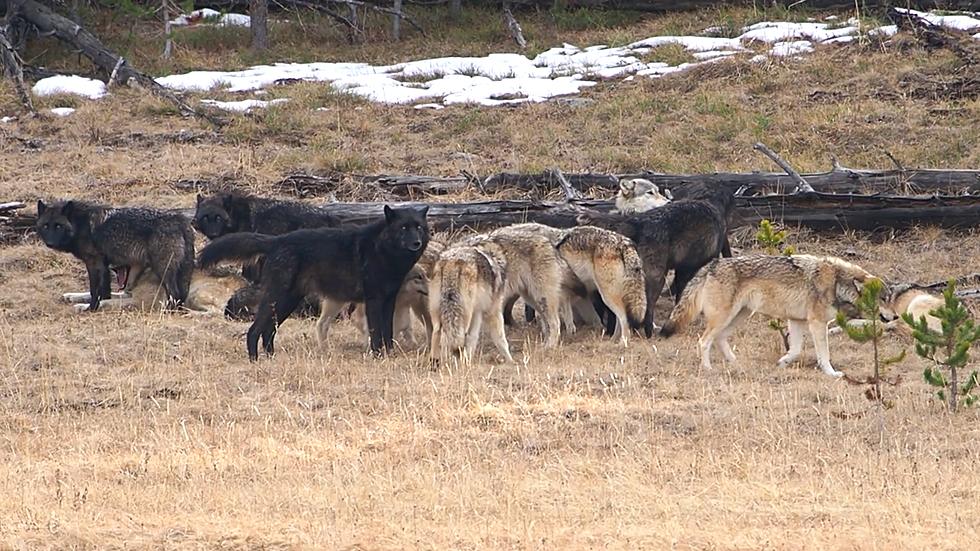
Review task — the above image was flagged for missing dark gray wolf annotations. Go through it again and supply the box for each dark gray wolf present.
[661,254,882,377]
[36,200,195,311]
[198,205,429,360]
[577,188,735,337]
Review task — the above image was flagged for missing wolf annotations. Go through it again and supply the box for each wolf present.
[429,226,568,362]
[498,223,646,345]
[198,205,429,360]
[577,192,734,337]
[660,254,882,378]
[348,239,447,348]
[36,200,195,312]
[193,192,339,282]
[614,178,671,214]
[62,266,248,315]
[829,284,941,335]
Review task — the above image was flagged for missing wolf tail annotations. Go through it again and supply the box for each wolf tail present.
[198,233,277,269]
[660,267,708,337]
[437,262,468,356]
[619,247,648,330]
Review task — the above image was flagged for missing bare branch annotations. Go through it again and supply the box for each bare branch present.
[753,142,814,194]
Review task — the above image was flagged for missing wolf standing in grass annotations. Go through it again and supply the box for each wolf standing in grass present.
[661,254,882,378]
[36,200,195,312]
[198,205,429,360]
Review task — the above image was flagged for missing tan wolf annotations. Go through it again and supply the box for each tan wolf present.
[829,284,942,336]
[348,239,447,348]
[63,266,248,315]
[660,254,882,378]
[428,243,511,363]
[614,178,671,214]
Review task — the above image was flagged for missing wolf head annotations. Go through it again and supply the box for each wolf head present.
[194,193,248,239]
[615,178,671,214]
[832,259,890,314]
[382,205,430,255]
[36,200,80,252]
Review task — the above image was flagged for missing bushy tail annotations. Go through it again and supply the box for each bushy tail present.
[198,233,277,269]
[619,248,647,329]
[660,268,708,337]
[429,260,467,357]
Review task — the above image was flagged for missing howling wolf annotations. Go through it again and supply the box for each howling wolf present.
[661,254,882,378]
[198,205,429,360]
[36,200,195,312]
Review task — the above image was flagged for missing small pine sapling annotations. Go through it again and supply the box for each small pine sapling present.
[903,280,980,412]
[757,219,794,349]
[835,278,904,406]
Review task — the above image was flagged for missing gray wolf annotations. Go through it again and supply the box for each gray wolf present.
[830,284,941,335]
[63,266,248,315]
[429,225,568,362]
[660,254,881,378]
[36,200,195,312]
[577,190,735,337]
[348,239,447,348]
[614,178,671,214]
[198,205,429,360]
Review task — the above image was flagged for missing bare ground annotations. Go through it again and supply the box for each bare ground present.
[2,6,980,549]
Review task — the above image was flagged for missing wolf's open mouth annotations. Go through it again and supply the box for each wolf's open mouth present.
[113,266,131,289]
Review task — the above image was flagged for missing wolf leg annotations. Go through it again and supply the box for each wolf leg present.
[260,292,302,356]
[502,295,519,326]
[84,260,111,311]
[315,298,348,347]
[560,300,577,335]
[809,319,843,378]
[463,308,483,362]
[364,296,390,354]
[531,294,561,348]
[642,270,667,338]
[716,309,751,364]
[485,304,514,363]
[776,320,806,368]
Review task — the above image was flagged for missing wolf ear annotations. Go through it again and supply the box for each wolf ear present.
[383,205,396,224]
[196,193,204,206]
[62,201,76,217]
[664,188,673,200]
[619,180,634,196]
[37,200,47,216]
[417,205,429,219]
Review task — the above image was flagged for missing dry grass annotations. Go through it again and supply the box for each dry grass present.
[2,229,980,549]
[4,5,980,548]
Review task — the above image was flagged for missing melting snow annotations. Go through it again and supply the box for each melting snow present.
[33,75,107,99]
[892,7,980,31]
[49,107,76,117]
[170,8,250,28]
[200,98,289,112]
[770,40,815,57]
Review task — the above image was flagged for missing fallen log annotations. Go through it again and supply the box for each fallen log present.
[265,166,980,200]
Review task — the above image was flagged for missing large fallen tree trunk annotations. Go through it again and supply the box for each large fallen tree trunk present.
[266,165,980,200]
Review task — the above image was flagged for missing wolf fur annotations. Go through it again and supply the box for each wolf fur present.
[577,191,734,337]
[614,178,671,214]
[63,265,248,315]
[428,244,511,363]
[37,200,195,312]
[348,239,447,348]
[198,205,429,360]
[661,254,881,378]
[829,285,942,335]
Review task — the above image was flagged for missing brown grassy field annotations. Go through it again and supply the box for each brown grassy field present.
[3,4,980,549]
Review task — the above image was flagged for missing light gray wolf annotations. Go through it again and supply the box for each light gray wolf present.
[63,266,248,315]
[830,284,941,335]
[198,205,429,360]
[37,200,195,312]
[614,178,671,214]
[577,187,735,336]
[661,254,882,378]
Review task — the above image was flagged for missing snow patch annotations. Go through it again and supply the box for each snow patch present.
[892,7,980,31]
[770,40,814,57]
[739,21,857,43]
[170,8,250,28]
[200,98,289,112]
[49,107,76,117]
[0,116,15,123]
[33,75,107,99]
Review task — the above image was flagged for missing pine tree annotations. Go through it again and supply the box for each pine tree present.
[835,278,904,406]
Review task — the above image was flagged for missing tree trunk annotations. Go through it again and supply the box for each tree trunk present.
[162,0,173,59]
[391,0,401,40]
[449,0,461,19]
[0,26,35,114]
[250,0,269,51]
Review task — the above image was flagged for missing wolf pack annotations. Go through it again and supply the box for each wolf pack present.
[35,178,945,378]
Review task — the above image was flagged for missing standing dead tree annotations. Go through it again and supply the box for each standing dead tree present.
[251,0,270,50]
[502,4,527,50]
[0,25,35,115]
[6,0,225,127]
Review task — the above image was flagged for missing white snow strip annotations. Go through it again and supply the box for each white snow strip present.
[200,98,289,112]
[693,50,740,60]
[414,103,445,110]
[170,8,250,28]
[629,35,745,52]
[770,40,814,57]
[33,75,106,99]
[49,107,75,117]
[739,21,857,43]
[892,7,980,31]
[0,116,15,123]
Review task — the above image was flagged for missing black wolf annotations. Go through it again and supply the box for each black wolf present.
[577,189,734,337]
[36,200,195,312]
[198,205,429,360]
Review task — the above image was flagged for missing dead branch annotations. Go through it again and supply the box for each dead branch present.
[0,24,36,115]
[502,4,527,50]
[753,142,814,193]
[550,167,581,202]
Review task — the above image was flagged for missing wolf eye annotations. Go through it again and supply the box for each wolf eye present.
[54,223,62,229]
[43,223,49,229]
